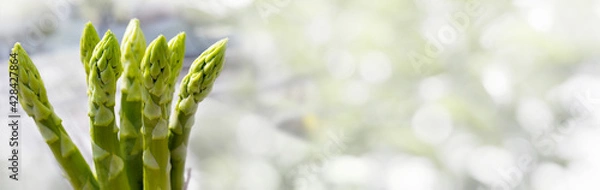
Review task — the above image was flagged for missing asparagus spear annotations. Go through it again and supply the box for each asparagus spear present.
[88,30,130,190]
[165,32,186,113]
[11,43,99,190]
[119,18,146,190]
[80,22,100,83]
[140,35,172,189]
[168,38,228,190]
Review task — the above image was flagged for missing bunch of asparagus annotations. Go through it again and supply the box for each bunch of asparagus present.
[9,18,227,190]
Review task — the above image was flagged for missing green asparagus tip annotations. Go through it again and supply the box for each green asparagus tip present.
[168,32,186,47]
[88,29,122,108]
[179,38,227,105]
[105,30,114,37]
[80,22,100,78]
[11,43,100,190]
[141,34,171,190]
[167,32,186,83]
[88,25,129,190]
[124,19,141,36]
[168,38,227,190]
[124,19,141,33]
[131,18,140,24]
[157,35,166,42]
[121,18,146,79]
[119,18,147,190]
[211,38,228,55]
[92,30,122,78]
[141,35,169,96]
[11,43,53,121]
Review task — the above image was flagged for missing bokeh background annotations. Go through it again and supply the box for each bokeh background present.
[2,0,600,189]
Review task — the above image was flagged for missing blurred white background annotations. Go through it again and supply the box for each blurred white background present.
[2,0,600,189]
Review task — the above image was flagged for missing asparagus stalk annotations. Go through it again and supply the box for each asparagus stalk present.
[87,30,130,190]
[80,22,100,83]
[168,38,228,190]
[140,35,172,190]
[11,43,99,190]
[165,32,186,112]
[119,18,146,190]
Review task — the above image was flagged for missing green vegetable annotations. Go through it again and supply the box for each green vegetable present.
[140,35,172,190]
[12,19,229,190]
[165,32,187,113]
[80,22,100,84]
[168,38,228,190]
[119,19,146,190]
[11,43,100,190]
[87,30,130,190]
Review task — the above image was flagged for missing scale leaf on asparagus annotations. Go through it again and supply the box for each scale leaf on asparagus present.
[12,18,230,190]
[141,35,172,190]
[119,18,146,190]
[165,32,186,113]
[12,43,100,190]
[168,38,228,190]
[87,30,130,190]
[80,22,100,84]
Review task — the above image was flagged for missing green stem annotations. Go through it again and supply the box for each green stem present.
[168,38,227,190]
[88,30,130,190]
[12,43,99,190]
[165,32,186,115]
[119,18,146,190]
[141,35,171,190]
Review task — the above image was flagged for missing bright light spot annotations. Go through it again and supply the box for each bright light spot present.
[237,114,276,156]
[238,159,280,190]
[513,0,554,33]
[467,146,515,186]
[326,51,355,80]
[306,18,332,45]
[241,31,280,66]
[418,75,449,102]
[343,80,370,105]
[567,161,600,189]
[222,0,254,9]
[440,132,478,175]
[337,10,366,42]
[594,2,600,18]
[482,65,512,104]
[190,0,230,17]
[503,137,535,156]
[411,104,453,145]
[386,157,439,190]
[555,128,600,164]
[323,156,371,185]
[359,51,392,84]
[516,98,554,135]
[549,74,600,115]
[273,134,309,168]
[295,175,326,190]
[512,0,543,8]
[528,7,553,32]
[531,162,566,190]
[0,0,44,36]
